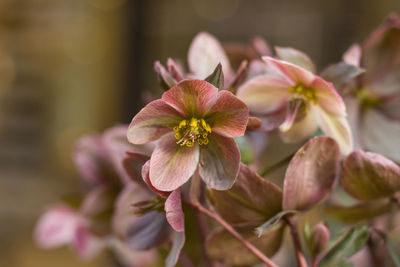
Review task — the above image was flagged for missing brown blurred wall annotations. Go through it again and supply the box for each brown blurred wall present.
[0,0,399,266]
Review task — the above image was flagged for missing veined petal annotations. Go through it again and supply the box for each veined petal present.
[343,44,362,67]
[262,56,315,85]
[127,99,183,144]
[165,189,184,232]
[205,90,249,138]
[142,160,170,197]
[312,77,346,116]
[236,75,291,114]
[362,109,400,162]
[126,211,170,250]
[313,106,353,155]
[280,109,318,143]
[162,79,218,117]
[150,133,200,191]
[198,133,240,190]
[275,46,316,73]
[188,32,233,82]
[112,183,158,243]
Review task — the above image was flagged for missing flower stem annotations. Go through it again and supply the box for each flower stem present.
[283,217,308,267]
[259,153,294,177]
[185,200,279,267]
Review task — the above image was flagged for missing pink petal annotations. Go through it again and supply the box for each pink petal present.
[72,226,105,259]
[236,75,291,114]
[262,56,315,85]
[34,205,82,249]
[150,133,200,191]
[165,231,186,267]
[112,183,154,239]
[154,61,177,88]
[275,46,316,73]
[312,77,346,116]
[279,99,305,132]
[198,133,240,190]
[343,44,362,67]
[162,79,218,117]
[127,99,183,144]
[313,106,353,155]
[142,160,170,197]
[205,90,249,138]
[122,150,150,186]
[167,58,184,81]
[188,32,233,82]
[280,109,318,143]
[103,125,139,184]
[165,189,184,232]
[74,135,109,185]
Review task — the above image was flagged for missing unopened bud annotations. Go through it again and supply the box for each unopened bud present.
[309,222,330,257]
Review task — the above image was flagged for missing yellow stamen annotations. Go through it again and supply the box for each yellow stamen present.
[289,83,317,104]
[179,120,187,128]
[186,141,194,147]
[174,132,182,140]
[173,118,212,147]
[189,118,198,127]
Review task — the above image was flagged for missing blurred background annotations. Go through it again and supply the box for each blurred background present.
[0,0,399,266]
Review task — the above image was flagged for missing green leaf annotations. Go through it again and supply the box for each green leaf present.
[206,225,284,266]
[318,226,370,267]
[384,234,400,267]
[256,210,297,237]
[209,164,282,226]
[205,63,224,90]
[324,198,394,224]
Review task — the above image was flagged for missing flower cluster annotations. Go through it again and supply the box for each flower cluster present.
[35,14,400,267]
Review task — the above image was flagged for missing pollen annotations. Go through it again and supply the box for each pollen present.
[173,118,211,147]
[289,83,317,104]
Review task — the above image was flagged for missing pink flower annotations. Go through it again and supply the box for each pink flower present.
[237,56,353,155]
[127,79,249,191]
[339,14,400,162]
[34,205,105,259]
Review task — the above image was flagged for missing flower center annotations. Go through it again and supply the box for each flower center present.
[357,88,381,109]
[173,118,212,147]
[289,83,317,104]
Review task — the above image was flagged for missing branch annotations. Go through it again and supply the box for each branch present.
[284,217,308,267]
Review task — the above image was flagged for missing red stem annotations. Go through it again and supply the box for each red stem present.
[186,201,279,267]
[284,217,308,267]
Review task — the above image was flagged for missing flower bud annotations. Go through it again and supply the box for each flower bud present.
[309,222,330,257]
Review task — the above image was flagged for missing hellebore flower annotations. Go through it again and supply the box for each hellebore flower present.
[237,56,353,155]
[337,14,400,162]
[155,32,249,91]
[127,79,249,191]
[114,151,185,267]
[34,205,106,259]
[35,125,155,261]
